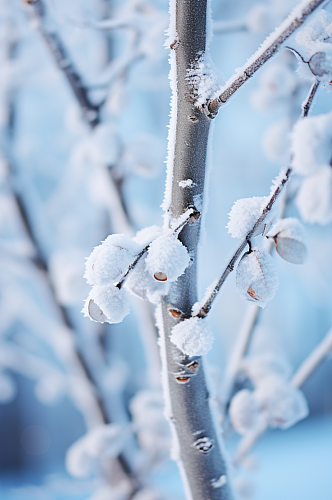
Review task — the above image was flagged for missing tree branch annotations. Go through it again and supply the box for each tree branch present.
[159,1,234,498]
[207,0,326,117]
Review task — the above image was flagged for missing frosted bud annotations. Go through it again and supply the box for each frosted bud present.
[229,389,261,435]
[241,353,292,386]
[296,165,332,225]
[84,234,141,286]
[296,10,332,56]
[263,118,290,164]
[87,123,120,166]
[254,376,308,429]
[66,424,130,478]
[170,317,214,356]
[83,285,130,324]
[124,256,169,304]
[291,112,332,176]
[236,248,279,308]
[133,225,163,246]
[308,48,332,80]
[267,218,308,264]
[145,234,190,282]
[227,197,279,239]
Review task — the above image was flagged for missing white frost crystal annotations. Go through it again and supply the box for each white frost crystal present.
[133,225,163,247]
[83,284,130,324]
[84,234,141,286]
[296,165,332,225]
[227,196,279,239]
[236,247,279,308]
[145,233,190,282]
[291,112,332,176]
[296,10,332,57]
[241,352,292,386]
[254,375,309,429]
[229,389,261,435]
[267,217,308,264]
[170,317,214,356]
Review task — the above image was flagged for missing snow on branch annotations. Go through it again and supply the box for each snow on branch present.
[207,0,326,117]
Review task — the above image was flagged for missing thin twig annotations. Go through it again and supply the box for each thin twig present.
[196,78,320,320]
[207,0,326,117]
[196,168,291,318]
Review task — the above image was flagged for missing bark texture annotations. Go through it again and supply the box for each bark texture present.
[160,1,233,499]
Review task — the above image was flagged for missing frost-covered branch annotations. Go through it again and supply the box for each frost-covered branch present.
[291,327,332,388]
[233,325,332,465]
[157,1,234,499]
[197,76,320,319]
[207,0,326,117]
[195,168,291,318]
[24,0,100,127]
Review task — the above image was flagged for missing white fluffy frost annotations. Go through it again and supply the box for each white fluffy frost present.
[296,164,332,225]
[84,234,141,286]
[170,317,214,356]
[291,112,332,176]
[227,196,279,239]
[83,284,130,324]
[145,234,190,282]
[186,53,224,107]
[229,389,261,435]
[236,247,279,308]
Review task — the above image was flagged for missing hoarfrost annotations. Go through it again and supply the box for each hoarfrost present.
[170,317,214,356]
[296,165,332,225]
[291,112,332,176]
[296,10,332,56]
[229,389,261,435]
[83,285,130,324]
[84,234,141,286]
[145,234,190,282]
[179,179,193,188]
[241,353,292,386]
[133,225,162,248]
[186,53,224,108]
[254,375,309,429]
[267,217,308,264]
[211,475,227,489]
[236,247,279,308]
[227,197,279,239]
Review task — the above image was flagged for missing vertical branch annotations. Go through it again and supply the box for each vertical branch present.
[159,2,233,499]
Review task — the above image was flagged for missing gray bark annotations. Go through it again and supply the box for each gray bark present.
[160,1,233,499]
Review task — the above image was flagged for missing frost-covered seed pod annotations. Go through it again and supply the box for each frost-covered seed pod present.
[267,217,308,264]
[229,389,261,435]
[83,284,130,324]
[124,256,169,304]
[296,165,332,225]
[227,197,279,239]
[253,375,308,429]
[84,234,141,286]
[236,247,279,308]
[145,233,190,282]
[170,317,214,356]
[291,113,332,176]
[241,352,292,386]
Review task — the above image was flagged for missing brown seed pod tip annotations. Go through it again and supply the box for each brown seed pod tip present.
[154,272,167,281]
[176,376,190,384]
[247,286,261,301]
[169,308,182,318]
